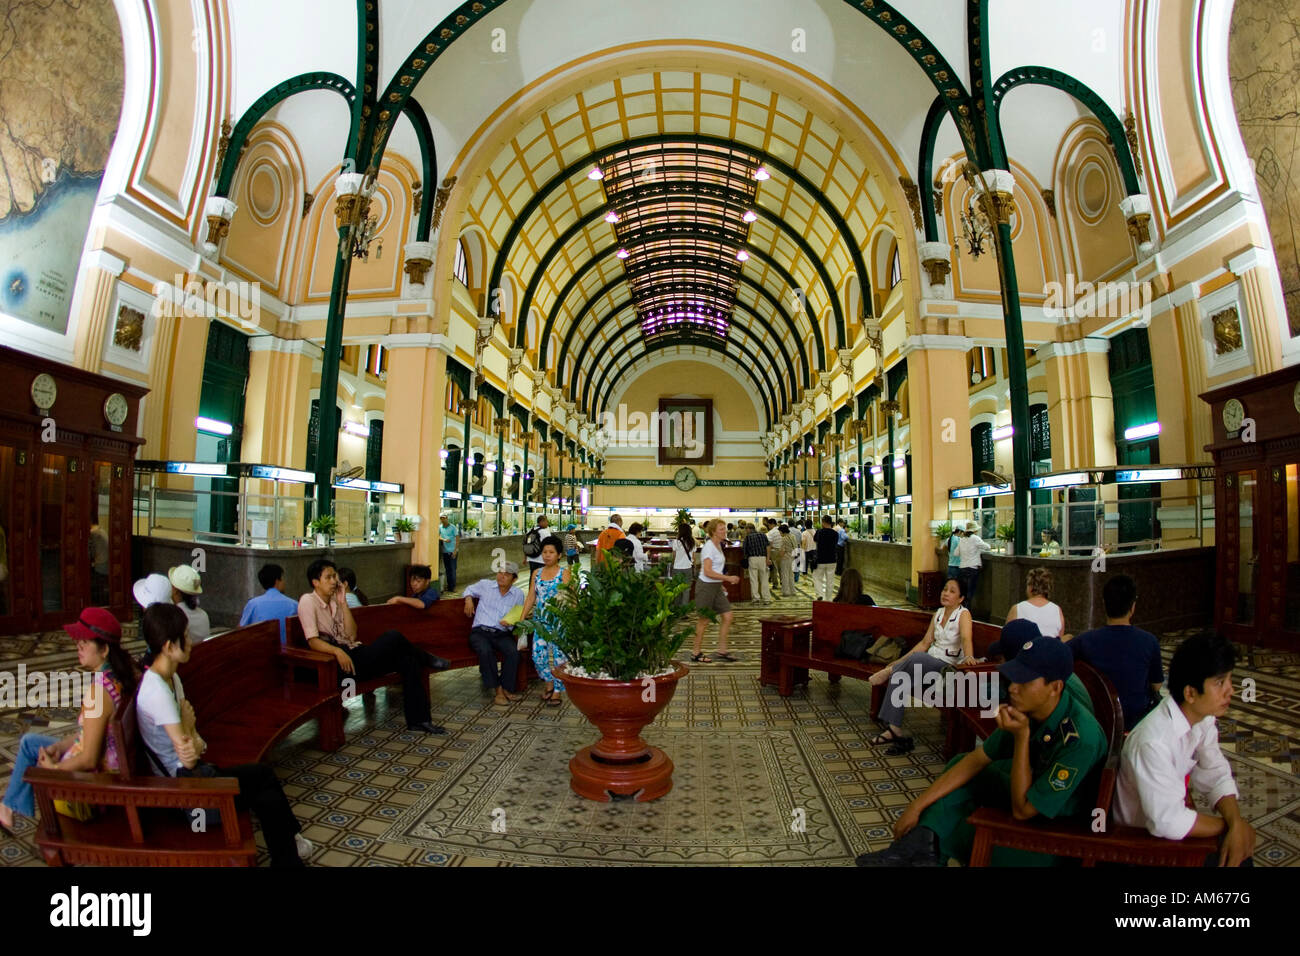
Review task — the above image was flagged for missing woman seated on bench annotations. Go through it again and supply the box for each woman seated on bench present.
[135,603,312,867]
[867,577,975,755]
[0,608,137,835]
[833,569,876,606]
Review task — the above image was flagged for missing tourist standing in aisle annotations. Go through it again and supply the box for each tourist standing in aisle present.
[521,536,571,705]
[743,522,773,605]
[439,514,460,593]
[812,516,840,601]
[691,519,740,664]
[670,522,696,606]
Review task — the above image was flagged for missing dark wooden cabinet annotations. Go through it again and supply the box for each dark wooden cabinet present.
[1201,365,1300,649]
[0,347,146,634]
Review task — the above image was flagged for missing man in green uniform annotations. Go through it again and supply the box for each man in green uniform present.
[857,635,1106,866]
[987,620,1094,716]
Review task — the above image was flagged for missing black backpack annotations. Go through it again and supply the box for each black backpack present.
[523,528,543,558]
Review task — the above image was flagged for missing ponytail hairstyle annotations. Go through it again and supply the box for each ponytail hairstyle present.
[676,522,695,553]
[100,641,139,701]
[141,603,191,669]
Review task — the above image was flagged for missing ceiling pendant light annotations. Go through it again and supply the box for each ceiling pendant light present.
[616,248,630,259]
[605,210,620,223]
[588,167,604,180]
[742,210,758,223]
[753,167,770,181]
[736,249,750,262]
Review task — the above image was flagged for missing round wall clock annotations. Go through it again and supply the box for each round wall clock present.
[103,392,129,427]
[30,372,57,411]
[673,467,698,491]
[1222,398,1245,432]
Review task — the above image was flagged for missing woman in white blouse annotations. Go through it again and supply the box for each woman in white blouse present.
[1005,567,1065,639]
[867,577,975,754]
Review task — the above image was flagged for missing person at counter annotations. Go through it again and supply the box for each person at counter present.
[439,514,460,594]
[625,523,650,571]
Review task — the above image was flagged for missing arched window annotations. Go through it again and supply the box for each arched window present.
[889,243,902,289]
[453,239,470,287]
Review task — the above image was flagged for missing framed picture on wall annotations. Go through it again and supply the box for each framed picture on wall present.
[657,398,714,466]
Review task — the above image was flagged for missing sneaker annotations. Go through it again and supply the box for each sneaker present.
[295,833,314,860]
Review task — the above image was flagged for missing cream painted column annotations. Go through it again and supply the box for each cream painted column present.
[900,335,973,585]
[139,303,209,462]
[1037,338,1115,470]
[244,337,321,467]
[383,332,451,564]
[1161,285,1212,463]
[71,250,127,373]
[1229,248,1288,373]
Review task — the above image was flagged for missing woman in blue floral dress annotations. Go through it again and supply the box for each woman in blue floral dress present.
[521,535,571,705]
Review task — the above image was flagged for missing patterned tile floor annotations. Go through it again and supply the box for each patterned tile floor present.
[0,568,1296,866]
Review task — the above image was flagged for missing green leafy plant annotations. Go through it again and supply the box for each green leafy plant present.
[392,517,415,533]
[309,514,338,536]
[517,557,708,680]
[848,518,869,537]
[933,520,953,540]
[464,517,480,532]
[996,522,1015,542]
[675,507,693,530]
[877,519,893,537]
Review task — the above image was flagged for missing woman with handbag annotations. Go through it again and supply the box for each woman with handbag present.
[670,522,697,606]
[866,577,975,755]
[0,607,137,834]
[135,603,311,866]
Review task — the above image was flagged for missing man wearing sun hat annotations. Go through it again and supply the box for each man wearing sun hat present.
[167,565,211,642]
[133,573,173,610]
[856,635,1105,867]
[955,520,991,612]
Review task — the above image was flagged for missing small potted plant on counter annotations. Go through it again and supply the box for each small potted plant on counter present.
[878,519,893,542]
[464,517,480,536]
[308,514,337,548]
[517,557,702,802]
[392,517,415,543]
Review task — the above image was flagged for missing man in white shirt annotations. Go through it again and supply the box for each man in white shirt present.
[955,521,991,612]
[1114,632,1255,866]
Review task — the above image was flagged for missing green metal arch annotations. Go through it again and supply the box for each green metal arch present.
[556,272,812,396]
[216,72,356,196]
[990,66,1142,195]
[532,197,841,367]
[567,300,798,413]
[591,339,776,430]
[918,95,951,243]
[401,99,439,239]
[492,134,872,350]
[527,233,828,375]
[349,0,381,162]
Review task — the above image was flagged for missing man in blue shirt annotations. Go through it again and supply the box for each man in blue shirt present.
[835,519,849,574]
[1068,574,1164,730]
[239,563,299,642]
[463,563,527,705]
[387,564,440,608]
[438,514,460,593]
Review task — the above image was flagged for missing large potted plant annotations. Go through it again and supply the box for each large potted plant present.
[392,517,415,543]
[518,557,701,802]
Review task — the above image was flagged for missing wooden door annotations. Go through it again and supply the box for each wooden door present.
[0,428,36,632]
[35,443,92,631]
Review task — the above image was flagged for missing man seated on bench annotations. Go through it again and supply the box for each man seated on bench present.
[1067,574,1163,731]
[239,563,300,642]
[136,603,312,867]
[386,564,440,609]
[1114,632,1255,867]
[463,562,527,705]
[857,636,1106,867]
[298,558,450,736]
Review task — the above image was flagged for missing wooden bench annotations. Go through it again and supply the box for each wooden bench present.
[284,597,533,697]
[967,662,1220,866]
[767,603,1002,707]
[25,696,258,866]
[183,620,344,763]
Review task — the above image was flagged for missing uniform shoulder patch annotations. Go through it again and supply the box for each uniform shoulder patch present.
[1048,762,1078,792]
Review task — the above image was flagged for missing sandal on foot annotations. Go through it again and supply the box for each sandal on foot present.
[870,728,909,747]
[691,652,713,663]
[886,737,916,756]
[714,652,740,663]
[545,693,563,707]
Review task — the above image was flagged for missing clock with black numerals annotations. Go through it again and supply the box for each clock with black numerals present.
[673,467,698,491]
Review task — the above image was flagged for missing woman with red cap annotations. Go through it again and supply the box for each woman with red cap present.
[0,608,137,834]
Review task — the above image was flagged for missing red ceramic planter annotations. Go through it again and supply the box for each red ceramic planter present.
[556,661,688,802]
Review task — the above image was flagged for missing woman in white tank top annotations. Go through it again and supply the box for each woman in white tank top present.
[1005,567,1065,638]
